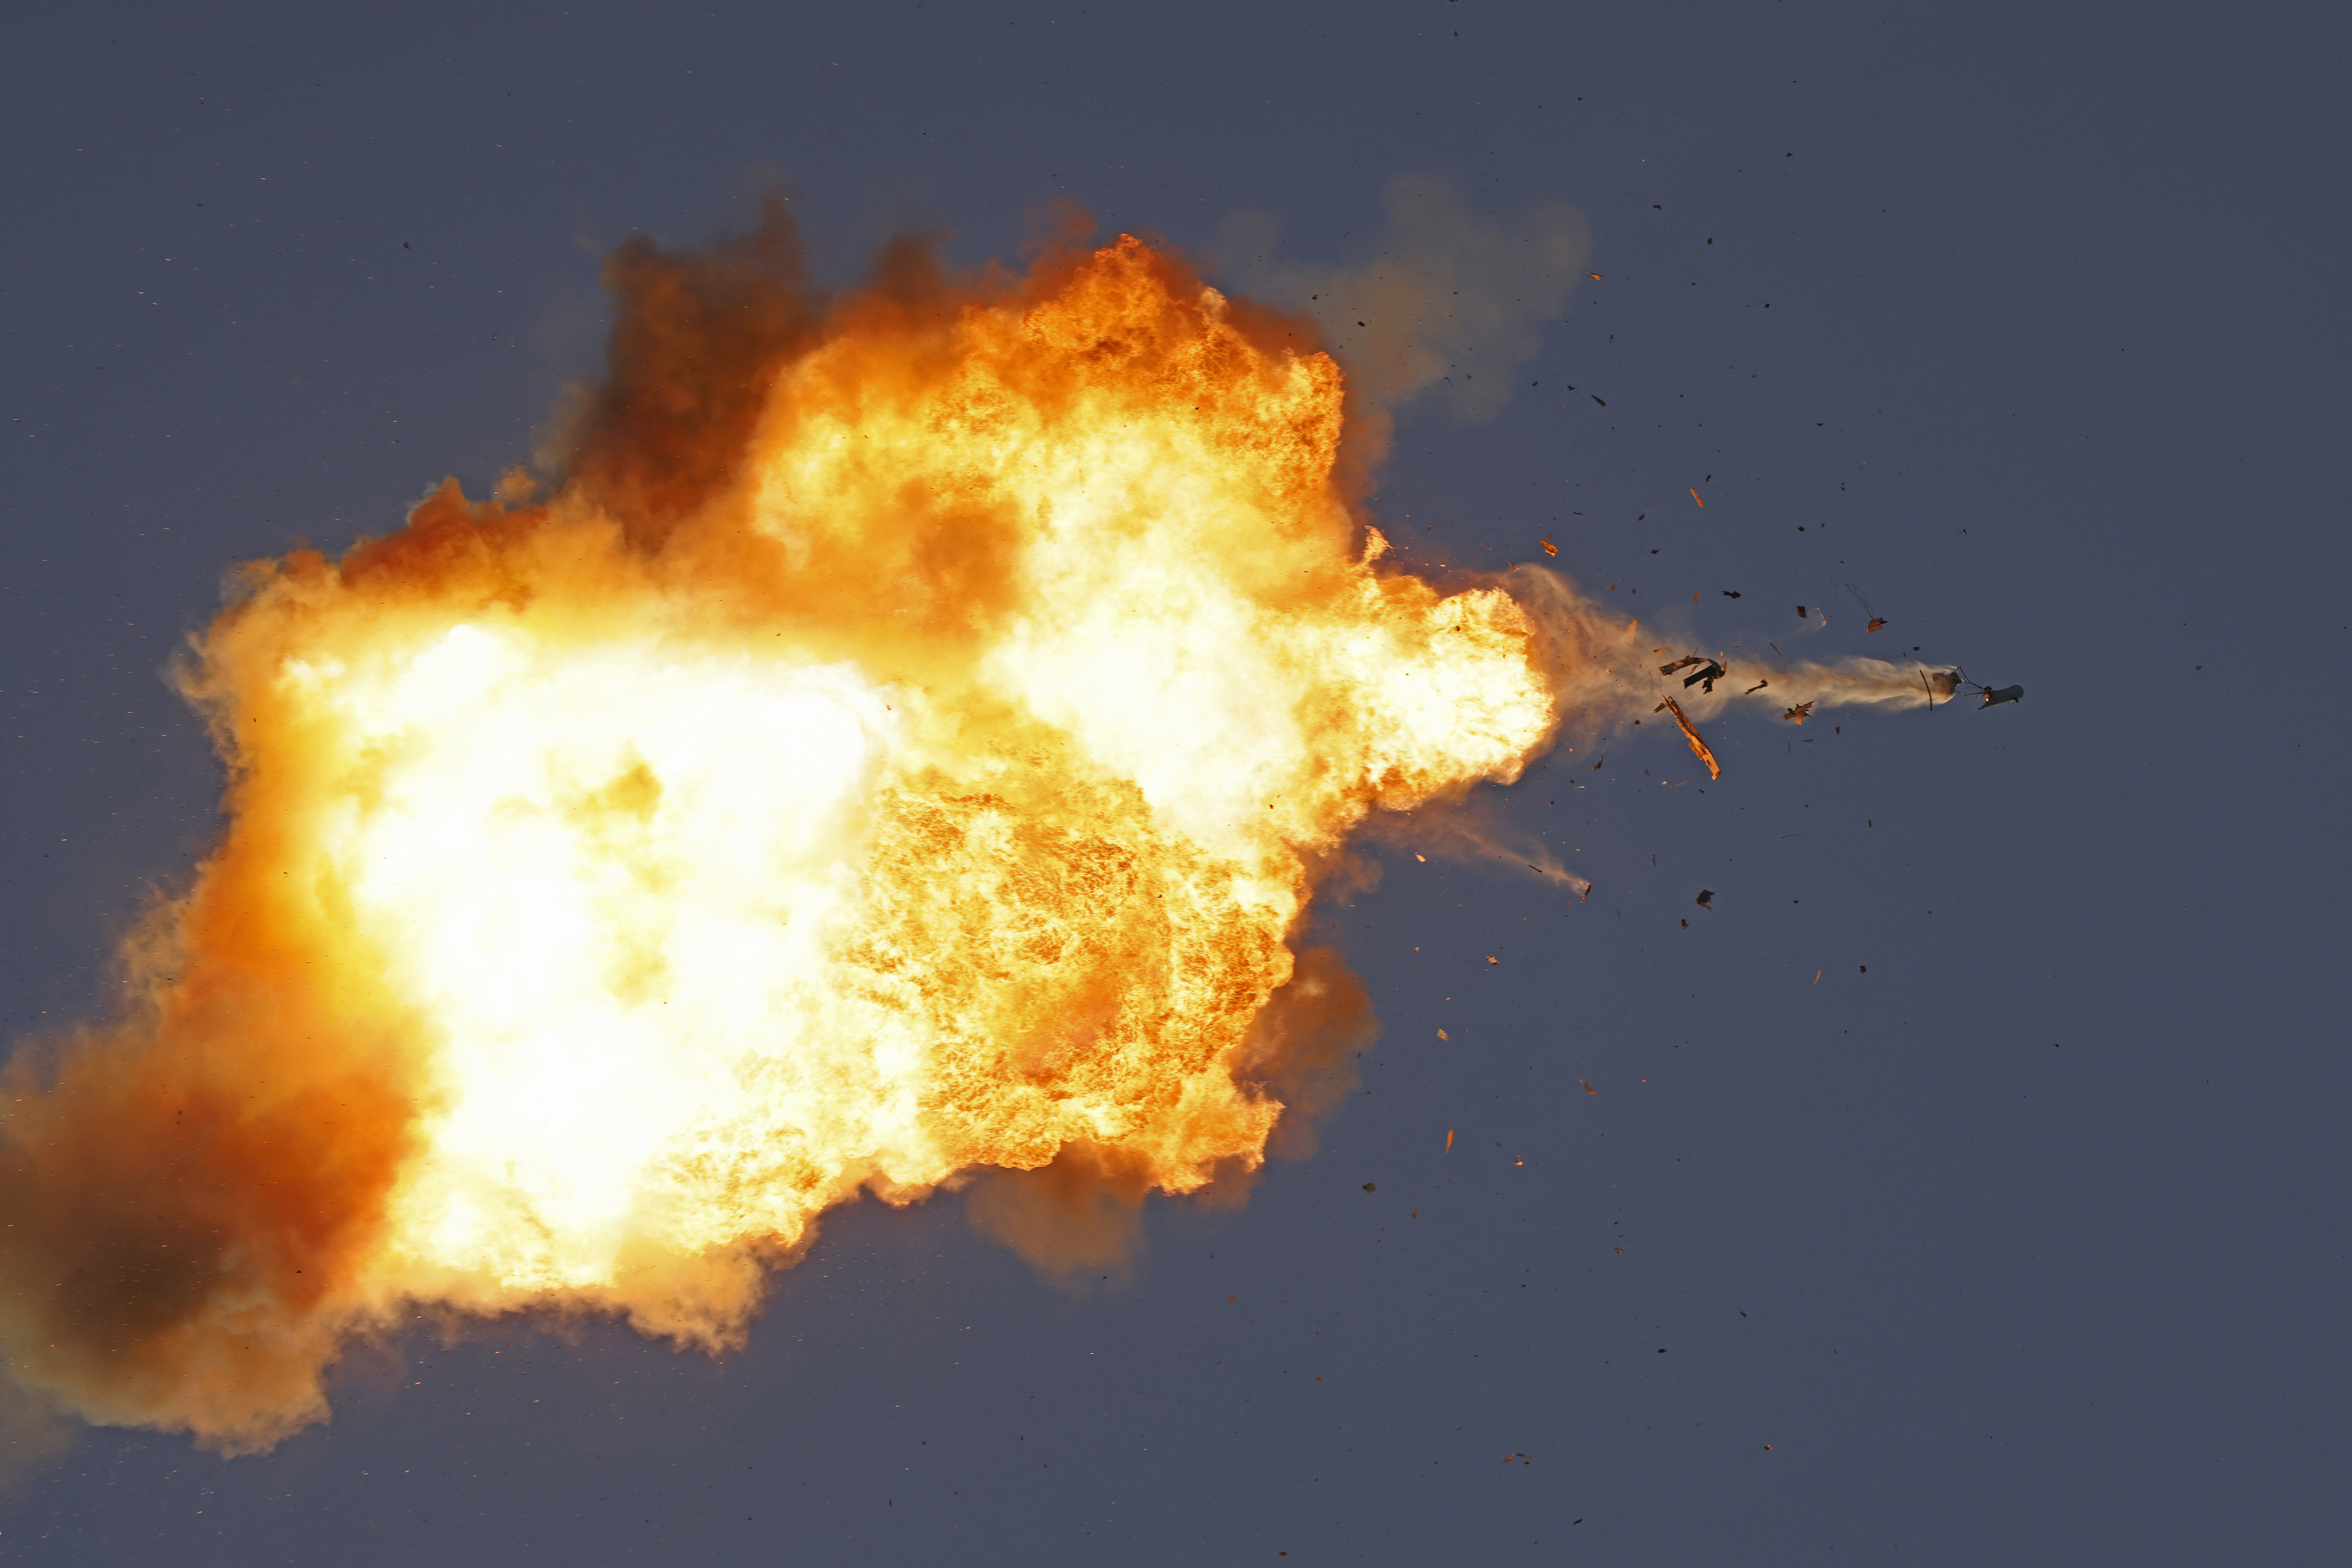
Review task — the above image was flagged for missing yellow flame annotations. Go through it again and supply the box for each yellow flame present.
[45,233,1565,1429]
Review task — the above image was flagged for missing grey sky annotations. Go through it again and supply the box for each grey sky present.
[3,1,2345,1561]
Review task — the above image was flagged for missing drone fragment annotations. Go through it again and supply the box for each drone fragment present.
[1722,589,1742,598]
[1656,695,1722,779]
[1695,889,1715,908]
[1681,659,1726,692]
[1867,617,1887,633]
[1658,654,1708,676]
[1783,701,1815,724]
[1744,679,1769,694]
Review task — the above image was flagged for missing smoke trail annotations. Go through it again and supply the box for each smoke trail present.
[1503,567,1964,722]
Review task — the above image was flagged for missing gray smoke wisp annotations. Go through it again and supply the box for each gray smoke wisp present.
[1213,174,1591,424]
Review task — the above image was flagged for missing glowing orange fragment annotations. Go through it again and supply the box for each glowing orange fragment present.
[1657,696,1723,780]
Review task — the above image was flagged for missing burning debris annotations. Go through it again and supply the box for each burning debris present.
[1834,580,1882,628]
[1683,660,1726,693]
[1950,666,2025,708]
[1911,666,2014,710]
[1654,697,1723,780]
[1654,653,1725,693]
[1783,701,1815,723]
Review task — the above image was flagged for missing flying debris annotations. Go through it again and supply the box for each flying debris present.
[1658,655,1708,676]
[1743,679,1769,694]
[1795,605,1807,619]
[1541,537,1558,557]
[1681,660,1725,693]
[1695,889,1715,908]
[1783,701,1815,724]
[1655,696,1722,780]
[1834,581,1880,626]
[1721,590,1742,598]
[1948,667,2023,709]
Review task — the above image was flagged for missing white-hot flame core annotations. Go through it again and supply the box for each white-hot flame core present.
[292,626,907,1290]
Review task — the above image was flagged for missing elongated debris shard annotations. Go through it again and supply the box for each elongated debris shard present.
[1655,696,1722,780]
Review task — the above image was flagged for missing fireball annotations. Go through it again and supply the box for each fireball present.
[0,214,1567,1450]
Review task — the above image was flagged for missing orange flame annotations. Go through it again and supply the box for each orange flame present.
[0,211,1573,1450]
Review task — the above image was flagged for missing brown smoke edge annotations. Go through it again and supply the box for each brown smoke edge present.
[0,205,1402,1451]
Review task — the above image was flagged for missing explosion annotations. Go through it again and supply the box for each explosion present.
[0,210,1581,1451]
[3,200,1988,1453]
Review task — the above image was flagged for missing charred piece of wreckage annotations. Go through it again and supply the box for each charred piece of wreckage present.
[1656,654,1726,695]
[1943,667,2022,710]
